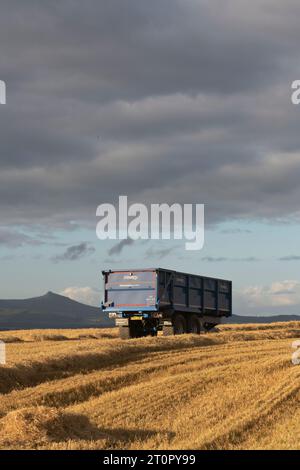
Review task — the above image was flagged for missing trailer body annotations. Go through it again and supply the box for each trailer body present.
[102,268,232,338]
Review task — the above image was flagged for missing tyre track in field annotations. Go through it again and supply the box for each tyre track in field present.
[62,339,294,450]
[66,353,261,426]
[0,335,271,395]
[0,335,230,394]
[0,330,297,450]
[195,367,300,449]
[0,342,257,416]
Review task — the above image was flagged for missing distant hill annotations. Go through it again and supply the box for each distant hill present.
[0,292,113,330]
[0,292,299,330]
[225,314,300,324]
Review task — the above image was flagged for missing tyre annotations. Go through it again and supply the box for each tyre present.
[188,315,201,334]
[150,329,158,337]
[173,314,187,335]
[119,322,144,339]
[144,320,159,337]
[203,322,218,332]
[130,321,145,338]
[119,326,131,339]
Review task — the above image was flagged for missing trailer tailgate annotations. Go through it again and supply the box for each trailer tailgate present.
[104,270,157,310]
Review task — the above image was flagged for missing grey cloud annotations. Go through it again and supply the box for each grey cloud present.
[0,1,290,100]
[201,257,227,262]
[220,228,253,234]
[1,2,300,231]
[145,245,179,259]
[108,238,134,256]
[278,255,300,261]
[202,256,260,262]
[52,242,95,262]
[0,229,44,248]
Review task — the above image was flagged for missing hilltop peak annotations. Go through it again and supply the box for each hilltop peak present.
[42,291,60,300]
[45,291,56,296]
[0,291,113,329]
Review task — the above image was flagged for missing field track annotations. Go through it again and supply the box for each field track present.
[0,322,299,450]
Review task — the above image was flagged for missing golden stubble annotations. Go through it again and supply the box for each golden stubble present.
[0,322,299,450]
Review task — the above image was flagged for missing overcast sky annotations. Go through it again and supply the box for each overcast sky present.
[1,0,300,315]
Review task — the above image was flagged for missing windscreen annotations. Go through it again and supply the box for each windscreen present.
[105,270,157,308]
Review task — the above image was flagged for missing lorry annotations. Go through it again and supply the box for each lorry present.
[101,268,232,339]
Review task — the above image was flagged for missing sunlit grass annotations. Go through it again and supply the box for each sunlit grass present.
[0,322,299,449]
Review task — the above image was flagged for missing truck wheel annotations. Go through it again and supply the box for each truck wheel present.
[163,325,174,336]
[173,314,187,335]
[119,326,131,339]
[188,315,201,334]
[150,329,158,337]
[203,322,218,332]
[130,321,145,338]
[119,323,145,339]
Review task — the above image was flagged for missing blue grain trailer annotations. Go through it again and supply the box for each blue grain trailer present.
[101,268,232,339]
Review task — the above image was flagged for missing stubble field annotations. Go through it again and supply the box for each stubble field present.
[0,322,299,450]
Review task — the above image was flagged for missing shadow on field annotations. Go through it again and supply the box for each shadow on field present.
[48,413,175,445]
[45,412,107,442]
[99,427,176,447]
[0,406,175,448]
[1,322,298,396]
[0,336,219,394]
